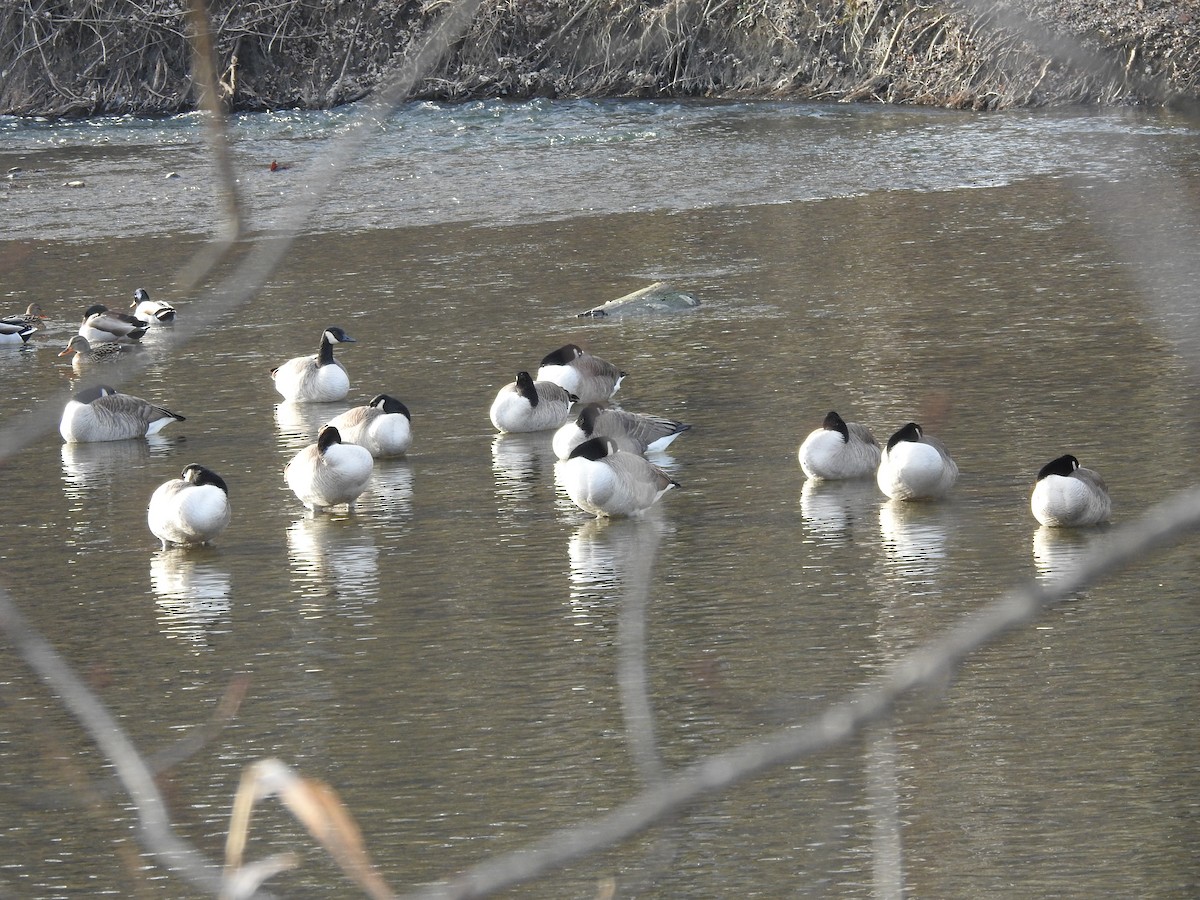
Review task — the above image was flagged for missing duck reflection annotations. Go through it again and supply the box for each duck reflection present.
[286,514,380,615]
[800,478,881,541]
[1032,525,1098,583]
[150,549,232,651]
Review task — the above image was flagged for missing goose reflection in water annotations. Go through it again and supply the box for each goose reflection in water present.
[150,549,232,651]
[273,400,338,453]
[286,514,380,614]
[878,498,949,578]
[1032,525,1100,583]
[800,478,882,541]
[61,436,174,546]
[358,459,414,519]
[491,431,557,509]
[567,516,669,619]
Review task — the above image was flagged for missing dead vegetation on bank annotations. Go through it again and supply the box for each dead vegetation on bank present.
[1,0,1197,116]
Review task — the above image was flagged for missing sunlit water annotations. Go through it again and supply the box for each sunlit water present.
[1,99,1198,898]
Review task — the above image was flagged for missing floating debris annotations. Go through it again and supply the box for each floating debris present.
[578,281,700,318]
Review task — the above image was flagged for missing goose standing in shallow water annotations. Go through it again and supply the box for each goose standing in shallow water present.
[59,334,138,366]
[285,424,374,511]
[0,321,36,345]
[552,402,691,460]
[490,371,578,433]
[59,384,185,442]
[328,393,413,458]
[147,464,231,548]
[536,344,627,403]
[271,326,356,402]
[131,287,177,323]
[876,422,958,500]
[557,436,680,517]
[1031,454,1111,527]
[798,410,882,480]
[79,304,149,343]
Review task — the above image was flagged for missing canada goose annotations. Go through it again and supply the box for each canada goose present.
[327,393,413,458]
[59,384,186,443]
[0,321,36,345]
[130,287,177,323]
[58,334,138,366]
[552,402,691,460]
[876,422,958,500]
[536,344,627,403]
[557,436,680,517]
[285,424,374,511]
[798,410,882,480]
[271,326,356,402]
[147,464,231,548]
[1031,454,1111,527]
[79,304,149,343]
[490,371,578,433]
[1,303,47,328]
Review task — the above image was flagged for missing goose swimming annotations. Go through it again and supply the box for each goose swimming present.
[1031,454,1111,527]
[147,464,232,548]
[271,326,356,402]
[489,371,577,433]
[798,411,882,480]
[552,402,691,460]
[59,384,185,442]
[285,424,374,511]
[876,422,958,501]
[536,344,626,404]
[557,436,680,517]
[327,393,413,458]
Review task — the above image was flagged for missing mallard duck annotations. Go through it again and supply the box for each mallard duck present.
[58,334,138,365]
[536,344,627,403]
[59,384,185,442]
[147,464,232,548]
[876,422,958,501]
[556,436,680,517]
[490,371,578,433]
[0,321,36,345]
[130,287,177,323]
[1031,454,1111,527]
[327,393,412,458]
[285,424,374,511]
[271,326,356,402]
[798,411,882,480]
[1,302,47,328]
[552,402,691,460]
[79,304,150,343]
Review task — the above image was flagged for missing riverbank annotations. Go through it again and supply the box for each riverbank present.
[1,0,1197,116]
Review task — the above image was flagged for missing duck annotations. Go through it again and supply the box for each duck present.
[876,422,958,500]
[327,393,413,458]
[58,334,139,366]
[1,302,47,328]
[130,287,177,323]
[552,402,691,460]
[0,321,36,345]
[79,304,150,343]
[147,464,232,548]
[536,344,627,403]
[556,436,680,517]
[271,326,356,402]
[59,384,186,442]
[798,410,882,480]
[285,424,375,511]
[1031,454,1111,527]
[489,371,578,433]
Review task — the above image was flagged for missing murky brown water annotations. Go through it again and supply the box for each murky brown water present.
[1,102,1198,898]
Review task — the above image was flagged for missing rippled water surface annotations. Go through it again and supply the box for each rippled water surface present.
[1,100,1198,898]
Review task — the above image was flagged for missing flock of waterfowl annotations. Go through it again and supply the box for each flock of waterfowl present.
[3,292,1112,552]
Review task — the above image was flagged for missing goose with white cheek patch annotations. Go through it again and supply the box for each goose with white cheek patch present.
[0,320,36,345]
[876,422,958,500]
[271,326,356,402]
[1031,454,1111,527]
[285,424,374,512]
[78,304,150,343]
[131,287,177,323]
[536,344,627,404]
[798,410,881,480]
[557,436,680,517]
[147,464,231,548]
[328,393,413,458]
[490,371,578,433]
[552,402,691,460]
[59,385,185,442]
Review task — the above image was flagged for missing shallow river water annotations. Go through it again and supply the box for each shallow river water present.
[1,99,1198,897]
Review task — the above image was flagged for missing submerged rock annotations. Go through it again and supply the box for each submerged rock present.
[578,282,700,318]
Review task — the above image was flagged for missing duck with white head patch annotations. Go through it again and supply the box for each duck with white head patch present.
[557,436,680,517]
[536,344,627,404]
[552,402,691,460]
[1031,454,1111,527]
[131,287,177,323]
[79,304,150,343]
[285,424,374,512]
[60,384,185,442]
[148,464,231,548]
[328,393,413,458]
[876,422,958,501]
[798,410,882,480]
[271,326,356,402]
[490,371,578,433]
[0,321,36,345]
